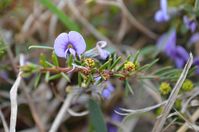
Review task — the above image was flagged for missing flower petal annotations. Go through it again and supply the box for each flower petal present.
[68,31,86,55]
[175,46,189,61]
[175,58,184,68]
[54,33,69,58]
[69,48,76,57]
[157,29,176,56]
[188,33,199,45]
[96,44,110,60]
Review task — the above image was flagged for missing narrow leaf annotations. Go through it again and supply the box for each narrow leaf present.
[88,99,107,132]
[34,73,41,88]
[52,52,59,66]
[29,45,54,50]
[110,56,121,69]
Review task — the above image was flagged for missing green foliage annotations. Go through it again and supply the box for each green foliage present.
[88,99,107,132]
[125,80,134,96]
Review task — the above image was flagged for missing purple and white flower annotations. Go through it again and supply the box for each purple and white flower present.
[54,31,86,58]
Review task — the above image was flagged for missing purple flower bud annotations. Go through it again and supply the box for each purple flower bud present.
[96,41,110,60]
[154,0,170,22]
[54,31,86,58]
[183,16,197,33]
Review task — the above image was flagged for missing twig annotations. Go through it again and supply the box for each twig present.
[67,108,88,117]
[49,93,75,132]
[9,54,25,132]
[96,0,157,39]
[152,53,193,132]
[181,88,199,113]
[177,108,199,132]
[0,109,9,132]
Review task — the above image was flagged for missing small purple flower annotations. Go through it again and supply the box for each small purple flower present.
[188,32,199,45]
[102,81,115,100]
[156,29,189,68]
[154,0,170,22]
[156,29,176,57]
[183,16,197,33]
[54,31,86,58]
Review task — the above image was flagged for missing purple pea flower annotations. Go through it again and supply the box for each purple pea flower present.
[102,81,115,100]
[54,31,86,58]
[183,16,197,33]
[156,29,189,68]
[154,0,170,22]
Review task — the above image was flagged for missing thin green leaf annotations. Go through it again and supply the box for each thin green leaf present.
[52,52,59,66]
[99,59,112,71]
[137,59,159,71]
[40,54,48,67]
[40,0,80,31]
[125,80,134,95]
[113,73,125,78]
[45,71,50,82]
[34,73,41,88]
[45,61,55,67]
[48,73,62,81]
[153,66,173,75]
[61,72,70,82]
[29,45,54,50]
[67,54,73,67]
[88,99,107,132]
[110,56,121,69]
[133,50,140,63]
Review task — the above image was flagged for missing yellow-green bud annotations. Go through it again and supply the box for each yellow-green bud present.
[124,61,136,72]
[84,58,95,67]
[182,79,193,91]
[175,99,182,110]
[159,82,171,95]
